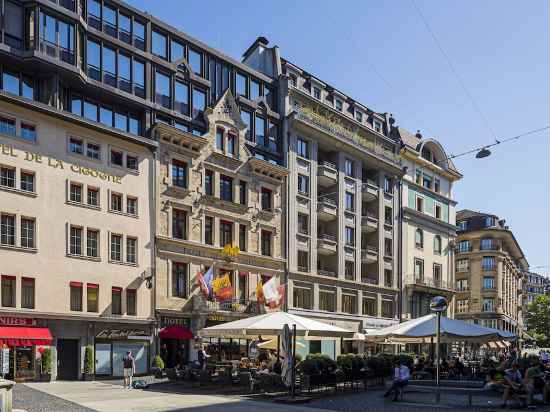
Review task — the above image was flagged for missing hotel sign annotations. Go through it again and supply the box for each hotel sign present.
[0,143,122,184]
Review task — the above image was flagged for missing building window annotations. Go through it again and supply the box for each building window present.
[261,188,272,211]
[241,110,252,141]
[297,213,309,235]
[127,197,137,215]
[70,183,82,203]
[87,284,99,312]
[456,259,469,273]
[457,299,468,313]
[457,220,469,231]
[433,264,442,287]
[110,149,123,167]
[457,240,470,253]
[345,227,355,247]
[415,228,424,249]
[227,133,237,156]
[344,159,354,177]
[483,276,495,290]
[188,49,203,76]
[155,70,171,109]
[239,181,247,205]
[0,166,15,188]
[172,209,187,240]
[174,81,189,115]
[482,298,494,312]
[384,177,393,194]
[297,138,309,159]
[133,20,146,50]
[480,238,494,250]
[297,251,309,272]
[126,289,136,315]
[236,72,247,97]
[250,79,260,100]
[416,196,424,212]
[20,218,35,249]
[414,258,424,282]
[70,226,82,255]
[482,256,496,271]
[345,192,354,212]
[342,292,357,314]
[110,193,122,212]
[355,110,363,122]
[21,123,36,142]
[319,288,336,312]
[293,285,312,310]
[239,224,247,251]
[0,116,15,136]
[205,170,214,196]
[313,87,321,99]
[261,230,272,256]
[345,261,355,280]
[126,155,138,171]
[255,116,265,146]
[110,234,122,261]
[362,296,377,316]
[422,174,432,189]
[335,99,343,111]
[297,174,309,195]
[126,237,137,264]
[192,87,206,119]
[215,128,224,151]
[1,276,15,307]
[21,278,35,309]
[86,229,99,258]
[381,299,394,318]
[172,262,187,298]
[152,29,167,59]
[87,187,99,207]
[112,287,122,315]
[170,39,184,62]
[0,214,14,246]
[434,235,442,254]
[205,216,213,245]
[171,159,187,188]
[219,220,233,247]
[485,216,496,227]
[220,175,233,202]
[434,178,441,193]
[70,282,83,311]
[40,12,75,64]
[456,279,468,292]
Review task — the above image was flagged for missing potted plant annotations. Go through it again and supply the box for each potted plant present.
[152,355,164,379]
[83,345,94,381]
[40,348,52,382]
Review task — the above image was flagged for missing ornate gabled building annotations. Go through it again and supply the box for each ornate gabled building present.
[154,89,287,366]
[395,128,462,320]
[455,210,527,335]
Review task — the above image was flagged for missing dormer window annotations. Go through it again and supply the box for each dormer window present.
[289,74,297,87]
[216,128,224,151]
[335,99,343,111]
[485,216,496,228]
[374,120,383,133]
[458,220,469,231]
[313,87,321,100]
[355,110,363,123]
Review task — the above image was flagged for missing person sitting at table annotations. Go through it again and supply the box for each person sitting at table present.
[383,360,410,402]
[257,361,270,374]
[525,358,546,409]
[485,368,506,392]
[502,362,526,409]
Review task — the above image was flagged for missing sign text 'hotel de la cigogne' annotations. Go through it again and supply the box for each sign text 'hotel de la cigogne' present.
[0,143,122,184]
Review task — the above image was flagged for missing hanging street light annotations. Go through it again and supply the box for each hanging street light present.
[475,147,492,159]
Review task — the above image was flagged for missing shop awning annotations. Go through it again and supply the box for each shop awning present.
[0,327,52,347]
[159,325,193,340]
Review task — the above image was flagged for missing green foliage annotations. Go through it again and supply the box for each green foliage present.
[41,348,52,374]
[299,353,337,375]
[84,345,94,374]
[153,355,165,370]
[526,295,550,347]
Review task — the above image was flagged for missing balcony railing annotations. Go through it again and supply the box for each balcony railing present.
[318,196,337,206]
[406,275,453,291]
[319,160,337,170]
[39,40,75,65]
[482,265,497,271]
[456,245,473,253]
[318,269,337,278]
[319,233,337,243]
[361,277,378,285]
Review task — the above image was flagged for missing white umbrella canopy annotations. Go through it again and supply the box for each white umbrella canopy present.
[368,314,516,344]
[200,311,354,339]
[257,339,305,350]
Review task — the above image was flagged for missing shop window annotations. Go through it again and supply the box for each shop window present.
[1,276,15,307]
[87,284,99,312]
[112,287,122,315]
[21,278,34,309]
[70,282,82,311]
[126,289,136,315]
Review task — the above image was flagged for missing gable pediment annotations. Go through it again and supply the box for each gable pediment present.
[204,89,247,131]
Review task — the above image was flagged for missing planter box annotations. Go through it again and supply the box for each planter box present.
[39,373,52,382]
[83,373,94,381]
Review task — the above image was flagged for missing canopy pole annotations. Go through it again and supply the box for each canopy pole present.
[277,335,280,361]
[291,324,296,398]
[436,312,441,403]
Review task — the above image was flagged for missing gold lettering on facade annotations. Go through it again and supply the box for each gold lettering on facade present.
[0,143,122,184]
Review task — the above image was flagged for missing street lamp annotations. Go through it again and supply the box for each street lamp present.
[430,296,448,402]
[475,147,492,159]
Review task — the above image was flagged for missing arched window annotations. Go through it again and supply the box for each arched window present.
[434,235,442,254]
[415,229,423,249]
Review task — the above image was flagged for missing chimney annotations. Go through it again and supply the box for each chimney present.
[415,130,422,139]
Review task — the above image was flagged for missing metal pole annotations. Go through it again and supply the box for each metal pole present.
[436,312,441,403]
[291,324,297,398]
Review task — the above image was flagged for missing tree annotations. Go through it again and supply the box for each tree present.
[525,295,550,347]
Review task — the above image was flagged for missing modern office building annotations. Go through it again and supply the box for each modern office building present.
[245,38,403,356]
[394,128,462,320]
[454,210,527,335]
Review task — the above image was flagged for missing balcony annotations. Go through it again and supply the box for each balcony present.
[404,275,454,293]
[39,40,75,65]
[318,269,337,278]
[192,295,252,314]
[361,245,378,263]
[317,234,338,255]
[361,211,378,233]
[482,265,497,272]
[361,276,378,285]
[456,245,473,254]
[361,179,379,202]
[317,161,338,187]
[317,197,338,221]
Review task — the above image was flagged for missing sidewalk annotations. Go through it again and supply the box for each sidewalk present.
[23,380,332,412]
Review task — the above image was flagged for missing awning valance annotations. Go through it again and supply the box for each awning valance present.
[0,327,52,347]
[159,325,193,340]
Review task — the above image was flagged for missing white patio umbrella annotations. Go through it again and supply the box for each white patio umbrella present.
[200,311,354,339]
[257,338,305,350]
[368,314,516,344]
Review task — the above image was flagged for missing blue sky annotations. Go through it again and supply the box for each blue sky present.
[128,0,550,272]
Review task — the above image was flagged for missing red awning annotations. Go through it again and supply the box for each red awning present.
[0,327,52,347]
[159,325,193,340]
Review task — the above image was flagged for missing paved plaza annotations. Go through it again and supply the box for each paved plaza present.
[12,380,520,412]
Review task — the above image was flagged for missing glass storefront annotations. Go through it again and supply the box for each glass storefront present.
[94,340,149,377]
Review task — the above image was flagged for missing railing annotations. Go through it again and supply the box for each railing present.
[319,160,337,171]
[482,265,497,271]
[39,40,75,65]
[361,245,379,259]
[318,269,337,278]
[361,211,378,226]
[297,265,309,272]
[318,233,337,243]
[205,298,250,313]
[361,277,378,285]
[456,245,473,253]
[318,196,337,206]
[480,243,501,251]
[405,275,453,291]
[294,105,401,166]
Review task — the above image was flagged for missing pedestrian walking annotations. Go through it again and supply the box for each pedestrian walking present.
[123,351,135,389]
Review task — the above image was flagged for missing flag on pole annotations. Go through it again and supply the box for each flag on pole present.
[197,266,213,296]
[256,278,265,304]
[263,277,279,304]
